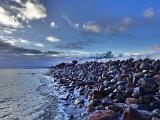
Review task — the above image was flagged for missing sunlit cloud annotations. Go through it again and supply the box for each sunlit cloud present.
[83,21,102,34]
[0,7,21,28]
[33,43,44,47]
[144,7,155,18]
[17,1,47,22]
[46,36,60,42]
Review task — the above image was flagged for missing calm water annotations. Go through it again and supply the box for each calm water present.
[0,69,58,120]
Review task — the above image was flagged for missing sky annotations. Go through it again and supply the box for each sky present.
[0,0,160,57]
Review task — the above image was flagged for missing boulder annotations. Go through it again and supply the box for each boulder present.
[122,108,149,120]
[125,97,139,104]
[88,110,116,120]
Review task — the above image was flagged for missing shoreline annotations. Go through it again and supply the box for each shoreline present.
[48,58,160,120]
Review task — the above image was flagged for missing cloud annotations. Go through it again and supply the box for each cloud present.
[144,7,155,18]
[0,35,32,46]
[105,17,134,36]
[56,39,94,50]
[33,43,44,47]
[11,0,21,4]
[0,7,21,28]
[19,39,30,44]
[83,21,102,34]
[17,1,47,22]
[0,0,47,35]
[0,35,46,48]
[62,15,79,29]
[0,40,41,55]
[0,40,62,57]
[68,50,91,56]
[148,45,160,52]
[50,21,58,28]
[46,36,60,42]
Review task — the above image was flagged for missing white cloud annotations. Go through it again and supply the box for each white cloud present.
[105,17,134,35]
[4,40,17,46]
[17,1,47,21]
[19,39,30,45]
[83,21,102,33]
[50,21,58,28]
[144,7,155,18]
[0,7,21,28]
[121,17,133,26]
[46,36,60,42]
[33,43,44,47]
[0,28,17,34]
[62,15,79,29]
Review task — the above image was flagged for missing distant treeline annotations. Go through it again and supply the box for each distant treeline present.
[90,51,124,59]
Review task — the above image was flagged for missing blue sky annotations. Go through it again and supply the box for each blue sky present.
[0,0,160,57]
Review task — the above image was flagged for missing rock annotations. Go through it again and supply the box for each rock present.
[80,112,88,117]
[133,87,145,97]
[126,80,134,89]
[151,109,160,118]
[74,98,84,105]
[91,90,103,99]
[133,72,144,79]
[150,101,160,110]
[122,108,148,120]
[125,89,133,97]
[68,81,75,87]
[103,80,111,87]
[138,110,151,120]
[109,92,116,99]
[140,63,150,70]
[102,97,112,106]
[96,105,105,110]
[60,93,70,100]
[55,62,66,69]
[71,60,78,65]
[114,94,126,103]
[90,99,102,107]
[83,79,95,85]
[153,75,160,81]
[139,95,153,104]
[125,98,139,104]
[105,105,122,112]
[141,77,156,88]
[88,110,116,120]
[87,103,94,112]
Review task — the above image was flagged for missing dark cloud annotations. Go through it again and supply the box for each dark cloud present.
[0,40,61,55]
[56,39,95,50]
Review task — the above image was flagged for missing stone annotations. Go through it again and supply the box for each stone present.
[91,90,103,99]
[140,63,150,70]
[87,103,94,112]
[125,98,139,104]
[150,101,160,110]
[151,109,160,118]
[122,108,148,120]
[60,93,70,100]
[74,98,84,105]
[105,105,122,112]
[88,110,116,120]
[103,80,111,87]
[139,95,153,104]
[126,81,134,89]
[96,105,105,110]
[91,99,102,107]
[102,97,112,106]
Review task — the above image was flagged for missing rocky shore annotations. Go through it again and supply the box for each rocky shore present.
[48,58,160,120]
